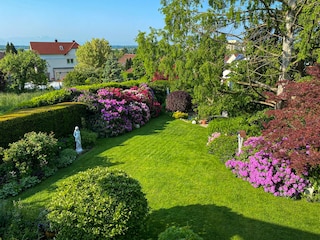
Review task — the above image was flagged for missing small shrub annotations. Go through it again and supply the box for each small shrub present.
[172,111,188,119]
[166,90,192,112]
[80,128,98,149]
[158,226,203,240]
[207,133,237,163]
[0,180,21,198]
[56,148,77,168]
[46,167,149,240]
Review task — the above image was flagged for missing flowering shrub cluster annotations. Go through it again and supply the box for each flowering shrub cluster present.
[77,84,161,137]
[225,136,309,199]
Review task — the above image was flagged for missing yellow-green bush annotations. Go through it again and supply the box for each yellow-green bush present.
[172,111,188,119]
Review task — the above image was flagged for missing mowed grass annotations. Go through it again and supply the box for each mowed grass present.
[16,114,320,240]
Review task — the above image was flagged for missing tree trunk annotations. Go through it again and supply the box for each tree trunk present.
[277,0,297,97]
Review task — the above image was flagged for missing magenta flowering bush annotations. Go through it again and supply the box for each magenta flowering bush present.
[76,84,160,137]
[225,136,309,199]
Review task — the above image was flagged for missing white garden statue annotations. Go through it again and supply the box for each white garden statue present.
[73,126,83,154]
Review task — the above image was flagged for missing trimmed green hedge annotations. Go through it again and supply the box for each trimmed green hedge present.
[0,102,87,148]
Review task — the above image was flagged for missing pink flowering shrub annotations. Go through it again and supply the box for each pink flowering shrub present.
[77,84,160,137]
[225,136,309,199]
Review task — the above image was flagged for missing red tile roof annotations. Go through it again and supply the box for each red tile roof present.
[30,40,80,55]
[118,53,136,65]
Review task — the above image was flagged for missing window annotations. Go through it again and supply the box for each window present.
[59,45,64,51]
[67,59,74,64]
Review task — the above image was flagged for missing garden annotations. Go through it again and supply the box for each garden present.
[0,78,320,239]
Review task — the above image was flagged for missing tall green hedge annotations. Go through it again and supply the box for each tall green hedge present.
[0,102,87,148]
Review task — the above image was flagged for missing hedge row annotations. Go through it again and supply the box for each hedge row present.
[0,102,87,148]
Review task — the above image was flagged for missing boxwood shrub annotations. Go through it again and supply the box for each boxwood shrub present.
[46,167,149,240]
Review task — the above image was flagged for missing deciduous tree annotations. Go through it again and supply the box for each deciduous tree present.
[0,51,47,92]
[136,0,320,114]
[75,38,112,71]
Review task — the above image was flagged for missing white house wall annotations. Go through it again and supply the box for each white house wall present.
[40,49,78,81]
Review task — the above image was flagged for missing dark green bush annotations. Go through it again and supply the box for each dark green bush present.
[56,148,77,168]
[80,128,99,149]
[158,226,203,240]
[166,90,192,112]
[0,200,39,240]
[47,167,149,240]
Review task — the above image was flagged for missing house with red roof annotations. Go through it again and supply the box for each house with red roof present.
[30,40,80,81]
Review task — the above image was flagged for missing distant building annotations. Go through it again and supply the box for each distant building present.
[30,40,80,81]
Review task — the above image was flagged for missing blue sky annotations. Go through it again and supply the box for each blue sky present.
[0,0,165,46]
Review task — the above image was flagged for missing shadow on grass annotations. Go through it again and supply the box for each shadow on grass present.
[145,204,320,240]
[12,113,173,204]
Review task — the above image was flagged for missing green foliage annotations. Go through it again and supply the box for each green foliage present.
[303,166,320,202]
[62,70,88,87]
[103,54,123,82]
[158,226,203,240]
[207,117,247,136]
[172,111,188,119]
[17,88,77,108]
[5,42,17,54]
[3,131,59,179]
[80,128,98,149]
[47,167,149,240]
[207,134,238,163]
[0,50,47,93]
[56,148,77,168]
[166,90,192,112]
[76,38,112,70]
[0,200,39,240]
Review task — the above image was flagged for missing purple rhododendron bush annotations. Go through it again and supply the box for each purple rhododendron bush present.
[226,67,320,201]
[77,83,161,137]
[226,136,309,199]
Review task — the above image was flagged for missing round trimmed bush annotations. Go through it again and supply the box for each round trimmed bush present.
[158,226,203,240]
[46,167,149,240]
[165,90,192,112]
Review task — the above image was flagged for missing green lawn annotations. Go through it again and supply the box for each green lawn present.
[16,114,320,240]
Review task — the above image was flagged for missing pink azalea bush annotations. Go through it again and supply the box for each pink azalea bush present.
[225,136,309,199]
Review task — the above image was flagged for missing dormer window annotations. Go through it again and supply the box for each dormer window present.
[59,45,64,51]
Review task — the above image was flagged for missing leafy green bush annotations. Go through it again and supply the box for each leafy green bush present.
[0,200,39,240]
[166,90,192,112]
[158,226,203,240]
[3,131,59,179]
[207,117,247,136]
[17,88,77,108]
[56,148,77,168]
[207,134,238,163]
[47,167,149,240]
[80,128,98,149]
[63,70,89,87]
